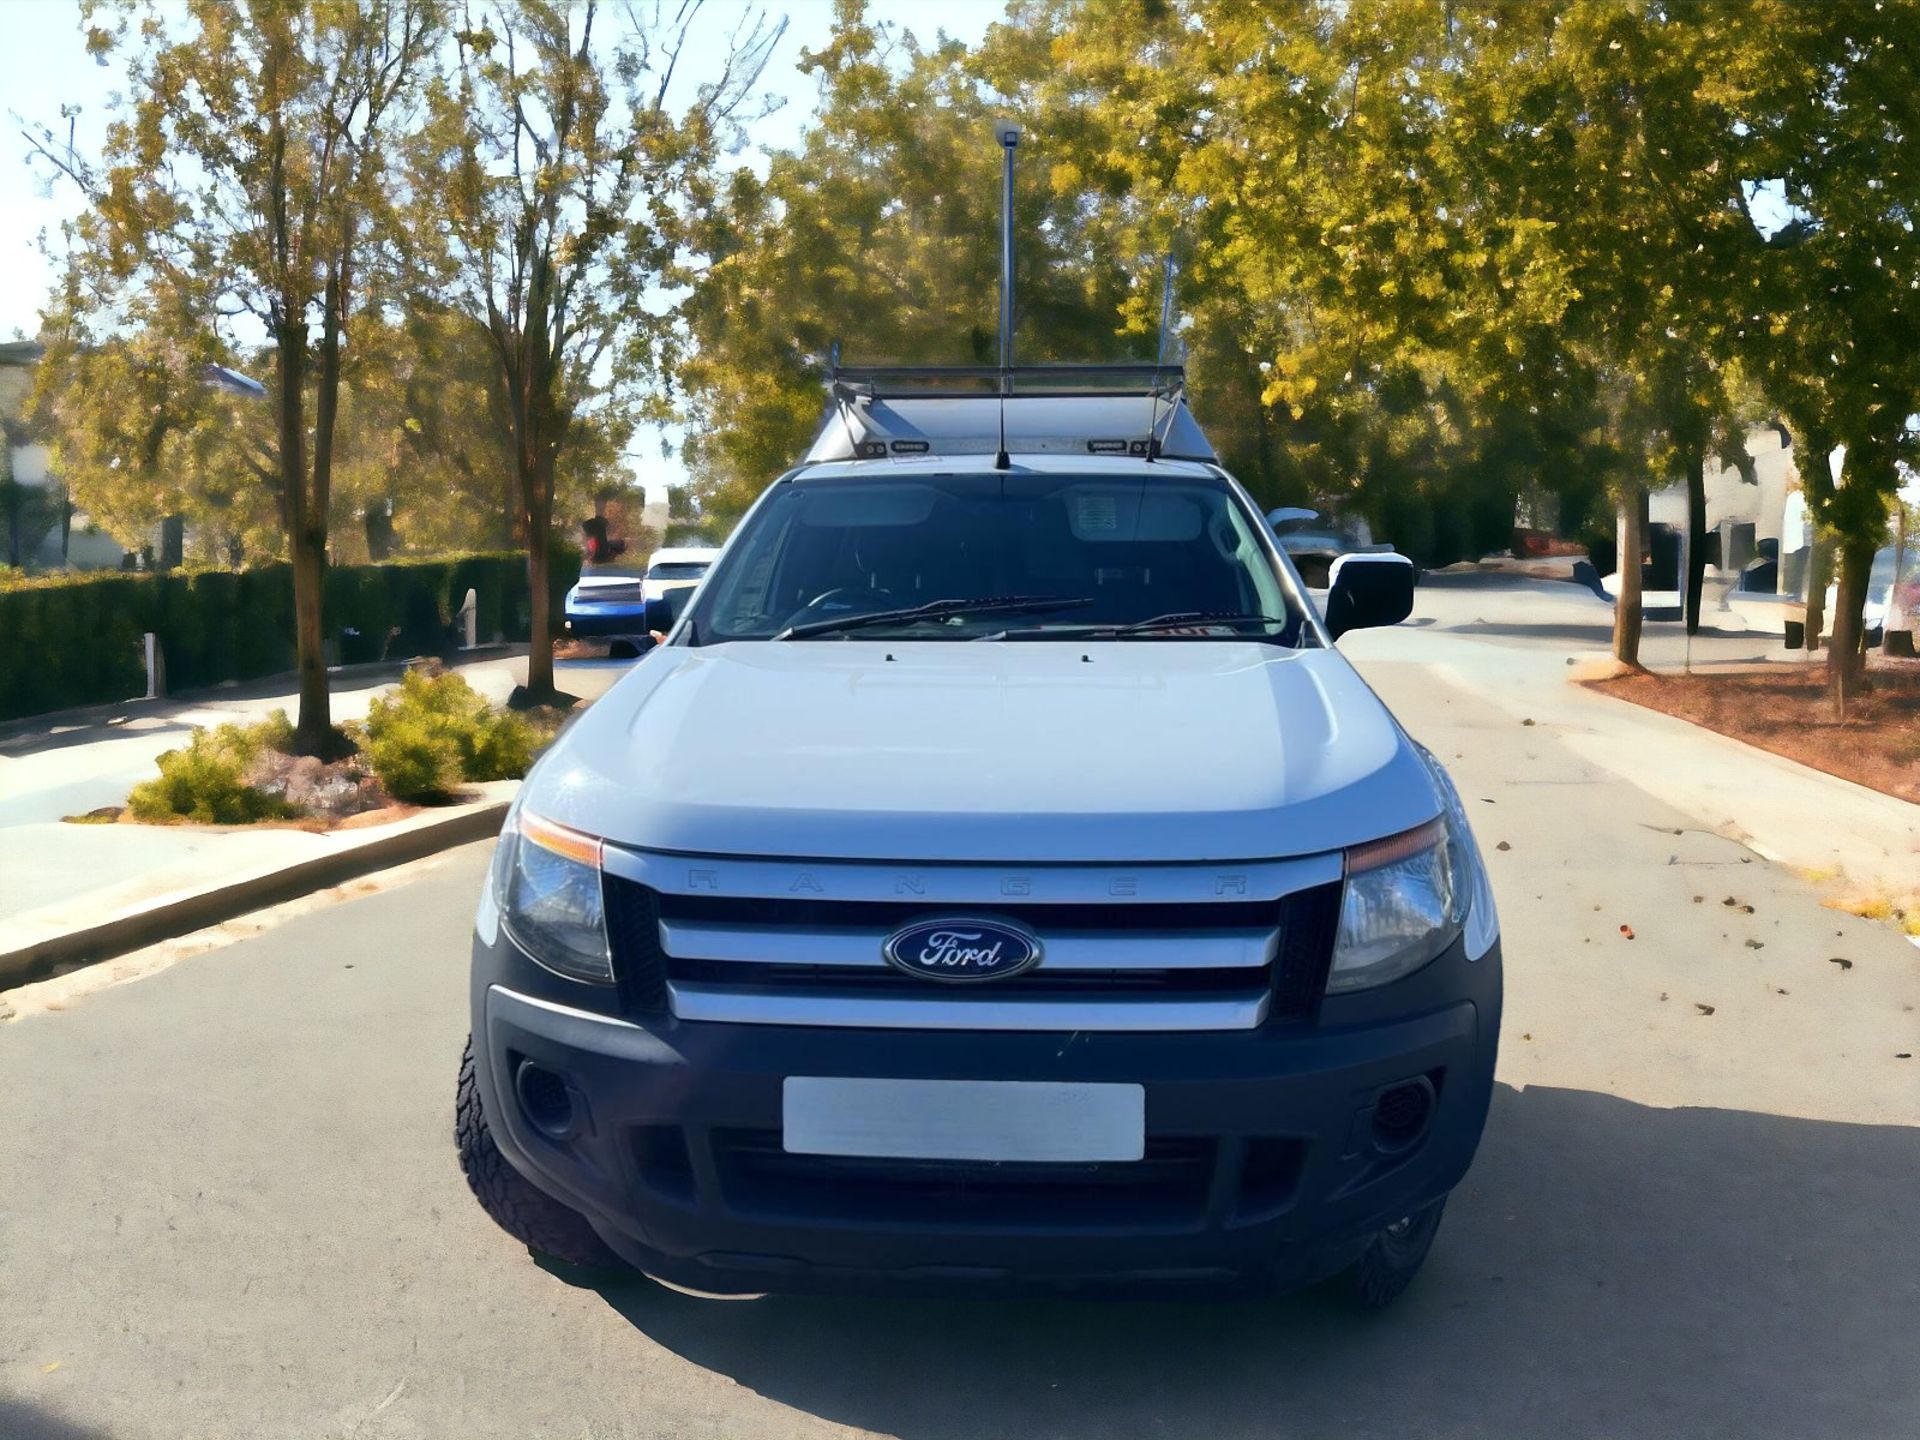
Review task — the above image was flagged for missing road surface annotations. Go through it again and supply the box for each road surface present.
[4,580,1918,1439]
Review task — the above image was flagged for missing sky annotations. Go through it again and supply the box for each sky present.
[0,0,1005,341]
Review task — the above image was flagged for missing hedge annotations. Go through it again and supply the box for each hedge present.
[0,549,580,723]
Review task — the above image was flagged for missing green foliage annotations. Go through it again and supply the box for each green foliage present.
[673,11,1137,522]
[361,715,465,803]
[126,718,297,825]
[414,0,785,696]
[0,552,578,723]
[360,666,540,801]
[32,0,441,747]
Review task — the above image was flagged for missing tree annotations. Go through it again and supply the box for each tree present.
[32,0,437,752]
[674,3,1135,524]
[32,290,281,565]
[416,0,782,706]
[1729,0,1920,705]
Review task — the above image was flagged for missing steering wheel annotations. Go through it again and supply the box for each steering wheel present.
[793,585,897,620]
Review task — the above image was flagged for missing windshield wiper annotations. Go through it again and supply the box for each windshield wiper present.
[1112,611,1287,634]
[773,594,1094,640]
[983,611,1290,641]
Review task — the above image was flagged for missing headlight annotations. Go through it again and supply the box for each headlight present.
[1327,816,1467,994]
[499,811,613,984]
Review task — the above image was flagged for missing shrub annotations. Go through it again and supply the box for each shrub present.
[360,666,540,800]
[361,714,465,801]
[464,708,538,781]
[127,720,298,824]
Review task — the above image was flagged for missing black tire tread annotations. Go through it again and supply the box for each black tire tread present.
[1349,1198,1446,1309]
[455,1037,628,1271]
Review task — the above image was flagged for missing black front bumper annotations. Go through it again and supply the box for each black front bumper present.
[469,931,1501,1296]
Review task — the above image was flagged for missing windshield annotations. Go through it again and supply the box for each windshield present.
[647,561,711,581]
[691,471,1308,643]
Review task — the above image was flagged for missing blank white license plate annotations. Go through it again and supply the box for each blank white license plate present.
[782,1078,1146,1163]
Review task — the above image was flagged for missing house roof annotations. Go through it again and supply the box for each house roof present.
[0,341,46,366]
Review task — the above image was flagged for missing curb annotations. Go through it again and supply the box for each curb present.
[0,800,508,992]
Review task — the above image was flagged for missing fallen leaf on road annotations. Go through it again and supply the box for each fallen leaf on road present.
[41,1361,61,1374]
[1744,939,1765,950]
[1694,1003,1716,1016]
[1496,841,1511,851]
[1899,1053,1913,1060]
[1521,1032,1532,1040]
[1619,924,1635,939]
[1776,988,1789,995]
[1722,897,1755,913]
[1692,896,1704,904]
[1829,957,1854,971]
[1522,718,1536,727]
[1659,992,1669,1001]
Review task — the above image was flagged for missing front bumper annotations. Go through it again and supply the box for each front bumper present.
[562,604,653,639]
[468,931,1501,1296]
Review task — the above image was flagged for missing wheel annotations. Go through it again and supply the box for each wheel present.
[454,1037,630,1271]
[1347,1198,1446,1309]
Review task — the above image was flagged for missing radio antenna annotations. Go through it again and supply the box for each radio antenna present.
[1146,253,1179,461]
[994,119,1020,471]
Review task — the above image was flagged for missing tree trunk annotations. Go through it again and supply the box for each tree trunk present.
[1827,535,1874,714]
[276,316,335,756]
[1684,451,1707,634]
[526,513,554,695]
[1613,486,1644,667]
[1802,533,1830,654]
[289,528,332,741]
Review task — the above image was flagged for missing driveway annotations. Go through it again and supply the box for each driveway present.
[3,582,1917,1439]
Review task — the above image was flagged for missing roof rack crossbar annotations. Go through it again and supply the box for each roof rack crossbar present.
[831,362,1187,400]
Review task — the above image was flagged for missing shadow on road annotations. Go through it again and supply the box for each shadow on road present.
[0,1399,119,1440]
[1442,619,1619,646]
[0,717,197,762]
[584,1083,1919,1438]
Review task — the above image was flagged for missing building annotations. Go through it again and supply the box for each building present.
[1,340,126,570]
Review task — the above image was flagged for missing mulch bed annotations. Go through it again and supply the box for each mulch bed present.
[1588,664,1920,804]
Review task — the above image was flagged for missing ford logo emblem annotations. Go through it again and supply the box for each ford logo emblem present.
[882,918,1043,983]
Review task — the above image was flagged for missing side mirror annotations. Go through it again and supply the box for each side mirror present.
[1324,552,1415,639]
[1266,506,1319,531]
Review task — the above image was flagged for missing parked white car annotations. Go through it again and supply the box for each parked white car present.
[639,547,721,603]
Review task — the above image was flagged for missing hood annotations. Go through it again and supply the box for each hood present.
[526,641,1442,864]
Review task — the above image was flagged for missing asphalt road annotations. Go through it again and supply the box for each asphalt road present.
[4,600,1919,1439]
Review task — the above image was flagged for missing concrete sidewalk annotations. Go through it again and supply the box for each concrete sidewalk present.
[1345,572,1920,920]
[0,651,637,971]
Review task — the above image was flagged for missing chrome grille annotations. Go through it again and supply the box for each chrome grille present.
[600,847,1344,1033]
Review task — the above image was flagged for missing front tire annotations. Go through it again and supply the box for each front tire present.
[454,1037,630,1272]
[1347,1198,1446,1308]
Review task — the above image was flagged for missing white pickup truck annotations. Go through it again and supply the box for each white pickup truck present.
[456,366,1501,1305]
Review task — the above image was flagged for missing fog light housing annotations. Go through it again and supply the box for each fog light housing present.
[515,1059,580,1141]
[1371,1076,1436,1154]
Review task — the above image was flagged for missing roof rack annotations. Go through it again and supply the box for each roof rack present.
[830,363,1189,399]
[805,362,1217,466]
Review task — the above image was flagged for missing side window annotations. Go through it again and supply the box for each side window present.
[704,503,795,629]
